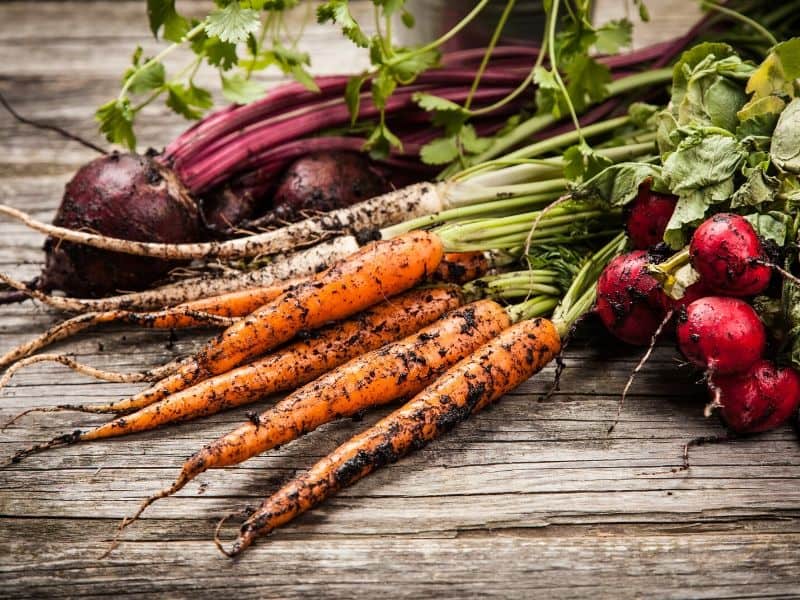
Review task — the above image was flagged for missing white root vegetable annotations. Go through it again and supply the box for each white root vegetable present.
[0,235,360,313]
[0,183,445,261]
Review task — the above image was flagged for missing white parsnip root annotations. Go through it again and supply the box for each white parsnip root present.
[0,183,445,261]
[0,235,360,313]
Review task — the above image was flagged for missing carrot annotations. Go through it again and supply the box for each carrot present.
[0,284,292,370]
[104,299,511,537]
[216,318,560,555]
[430,252,490,285]
[104,230,445,413]
[6,287,462,461]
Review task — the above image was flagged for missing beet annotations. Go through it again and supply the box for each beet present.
[595,250,670,345]
[40,153,202,297]
[689,213,771,297]
[266,151,390,224]
[712,360,800,433]
[626,184,678,249]
[676,296,766,375]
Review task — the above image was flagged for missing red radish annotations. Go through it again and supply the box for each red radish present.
[41,153,202,297]
[711,360,800,433]
[689,213,771,297]
[676,296,766,375]
[596,250,670,345]
[626,184,677,249]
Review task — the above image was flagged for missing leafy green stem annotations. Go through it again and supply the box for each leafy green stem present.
[464,0,517,111]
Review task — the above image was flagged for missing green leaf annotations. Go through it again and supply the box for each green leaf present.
[594,19,632,54]
[221,73,268,104]
[745,212,788,246]
[204,37,238,70]
[419,135,459,165]
[205,3,261,44]
[771,98,800,173]
[562,143,613,183]
[374,0,405,17]
[662,131,745,193]
[165,83,213,120]
[365,123,403,159]
[628,102,659,128]
[147,0,188,42]
[289,64,319,92]
[634,0,649,21]
[345,74,367,124]
[773,38,800,80]
[412,92,463,113]
[571,162,662,207]
[533,66,567,118]
[731,168,779,208]
[564,55,611,112]
[459,124,492,155]
[371,69,396,110]
[736,95,784,138]
[663,190,711,248]
[126,61,166,95]
[401,8,415,28]
[95,99,136,150]
[389,48,440,83]
[317,1,369,48]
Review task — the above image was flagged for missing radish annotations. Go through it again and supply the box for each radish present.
[595,250,670,345]
[676,296,766,375]
[710,360,800,433]
[625,183,677,249]
[689,213,771,297]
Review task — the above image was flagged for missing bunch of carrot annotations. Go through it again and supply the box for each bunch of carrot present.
[0,222,618,556]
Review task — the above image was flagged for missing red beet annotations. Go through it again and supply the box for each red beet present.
[41,153,202,297]
[689,213,771,297]
[595,250,670,345]
[626,184,678,249]
[676,296,766,375]
[712,360,800,433]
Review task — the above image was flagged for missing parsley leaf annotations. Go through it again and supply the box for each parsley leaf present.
[345,74,368,124]
[221,73,268,104]
[147,0,189,42]
[420,135,459,165]
[166,83,213,120]
[205,3,261,44]
[594,19,632,54]
[96,99,136,150]
[317,1,369,48]
[126,60,166,95]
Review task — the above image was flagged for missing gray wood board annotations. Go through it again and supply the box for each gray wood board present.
[1,2,798,598]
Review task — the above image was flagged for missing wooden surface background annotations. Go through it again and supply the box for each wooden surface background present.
[1,2,799,598]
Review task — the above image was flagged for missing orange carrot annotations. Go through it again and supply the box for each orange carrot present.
[6,287,461,465]
[0,284,293,371]
[119,299,510,528]
[216,318,560,555]
[108,230,444,412]
[431,252,490,285]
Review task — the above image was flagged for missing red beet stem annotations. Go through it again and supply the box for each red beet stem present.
[181,85,516,192]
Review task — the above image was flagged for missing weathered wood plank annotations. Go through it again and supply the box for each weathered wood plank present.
[1,1,798,598]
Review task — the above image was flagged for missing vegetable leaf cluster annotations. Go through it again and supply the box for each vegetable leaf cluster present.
[97,0,310,150]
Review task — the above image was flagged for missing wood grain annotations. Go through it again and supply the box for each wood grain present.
[1,2,798,598]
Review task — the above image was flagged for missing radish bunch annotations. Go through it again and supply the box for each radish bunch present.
[599,197,800,434]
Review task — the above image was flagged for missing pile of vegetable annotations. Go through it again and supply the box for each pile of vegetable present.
[2,0,800,557]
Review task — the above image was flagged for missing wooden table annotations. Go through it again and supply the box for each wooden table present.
[1,2,798,598]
